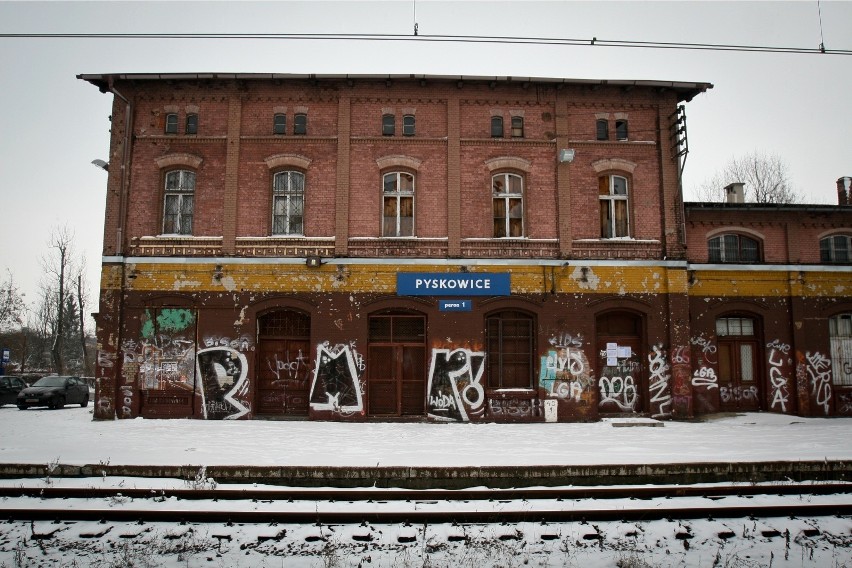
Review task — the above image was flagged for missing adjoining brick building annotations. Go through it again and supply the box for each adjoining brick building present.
[78,73,852,423]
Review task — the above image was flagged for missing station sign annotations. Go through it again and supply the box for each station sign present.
[397,272,510,296]
[439,299,472,312]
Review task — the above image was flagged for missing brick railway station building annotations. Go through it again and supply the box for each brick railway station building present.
[78,73,852,422]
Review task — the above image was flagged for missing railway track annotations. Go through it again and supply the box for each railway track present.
[2,481,851,524]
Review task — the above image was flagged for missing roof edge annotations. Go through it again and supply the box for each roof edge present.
[77,73,713,101]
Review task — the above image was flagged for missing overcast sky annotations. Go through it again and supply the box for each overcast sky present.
[0,0,850,320]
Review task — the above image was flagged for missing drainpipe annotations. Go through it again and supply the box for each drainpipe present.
[107,77,133,419]
[108,77,132,256]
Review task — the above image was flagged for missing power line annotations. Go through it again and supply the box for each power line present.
[1,32,849,56]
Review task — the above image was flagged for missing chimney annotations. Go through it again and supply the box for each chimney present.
[725,182,745,204]
[838,176,852,206]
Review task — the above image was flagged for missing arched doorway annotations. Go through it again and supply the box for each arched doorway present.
[596,311,644,414]
[716,315,762,411]
[256,309,311,416]
[367,311,426,417]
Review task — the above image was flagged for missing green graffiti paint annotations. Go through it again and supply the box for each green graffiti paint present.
[141,310,155,339]
[141,308,195,339]
[156,309,196,333]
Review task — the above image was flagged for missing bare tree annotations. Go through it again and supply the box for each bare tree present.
[76,261,93,376]
[43,226,74,374]
[691,151,803,204]
[0,270,25,332]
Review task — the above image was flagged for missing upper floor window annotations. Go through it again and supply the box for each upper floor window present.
[272,171,305,236]
[294,113,307,135]
[165,113,178,135]
[162,170,195,235]
[273,113,286,135]
[615,120,629,140]
[492,172,524,238]
[402,115,415,137]
[511,116,524,138]
[599,174,629,238]
[382,172,414,237]
[185,114,198,135]
[382,114,395,136]
[596,119,609,141]
[820,235,851,263]
[491,116,504,138]
[708,234,760,263]
[829,313,852,386]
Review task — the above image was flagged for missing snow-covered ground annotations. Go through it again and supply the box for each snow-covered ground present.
[1,407,852,567]
[1,406,851,468]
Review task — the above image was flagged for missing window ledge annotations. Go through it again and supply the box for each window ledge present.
[143,235,223,241]
[237,236,333,241]
[574,238,661,244]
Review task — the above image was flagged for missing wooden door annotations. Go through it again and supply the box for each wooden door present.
[367,314,425,417]
[256,310,311,416]
[596,312,644,414]
[718,339,760,411]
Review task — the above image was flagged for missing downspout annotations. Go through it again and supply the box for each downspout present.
[107,77,133,419]
[108,77,132,256]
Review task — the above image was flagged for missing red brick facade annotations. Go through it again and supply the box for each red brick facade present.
[80,74,851,423]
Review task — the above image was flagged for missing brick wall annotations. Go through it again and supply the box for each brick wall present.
[107,76,689,261]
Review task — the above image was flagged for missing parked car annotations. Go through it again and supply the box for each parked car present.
[17,376,89,410]
[0,376,28,406]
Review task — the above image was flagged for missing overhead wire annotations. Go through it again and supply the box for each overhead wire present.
[0,32,849,56]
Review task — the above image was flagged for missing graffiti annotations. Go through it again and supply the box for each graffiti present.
[488,397,542,418]
[767,341,792,413]
[124,337,195,391]
[720,385,758,403]
[671,346,690,366]
[267,350,310,385]
[196,347,250,420]
[141,308,195,338]
[540,349,590,402]
[766,339,791,355]
[669,346,692,418]
[97,350,116,369]
[803,351,832,415]
[691,366,718,389]
[427,348,486,422]
[548,332,583,349]
[540,333,593,404]
[119,385,133,418]
[309,342,364,415]
[648,345,672,419]
[837,392,852,416]
[690,334,718,365]
[203,334,254,352]
[598,376,637,411]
